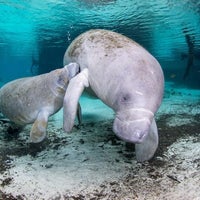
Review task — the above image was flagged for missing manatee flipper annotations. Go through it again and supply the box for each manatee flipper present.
[135,118,158,162]
[63,68,89,132]
[30,110,49,143]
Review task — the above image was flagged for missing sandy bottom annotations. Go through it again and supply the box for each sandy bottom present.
[0,82,200,200]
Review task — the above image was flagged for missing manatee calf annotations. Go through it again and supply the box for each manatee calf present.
[63,29,164,162]
[0,63,80,143]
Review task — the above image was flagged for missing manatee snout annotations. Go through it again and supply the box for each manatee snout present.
[113,109,153,143]
[64,62,80,79]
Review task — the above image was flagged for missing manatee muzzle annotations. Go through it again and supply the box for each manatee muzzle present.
[113,108,154,143]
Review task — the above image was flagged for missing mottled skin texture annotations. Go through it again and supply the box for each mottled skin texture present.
[63,29,164,162]
[0,63,80,143]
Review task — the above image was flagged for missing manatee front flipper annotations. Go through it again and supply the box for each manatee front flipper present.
[63,68,89,132]
[135,118,158,162]
[30,110,49,143]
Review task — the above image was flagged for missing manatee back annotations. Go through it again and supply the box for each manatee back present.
[64,29,164,112]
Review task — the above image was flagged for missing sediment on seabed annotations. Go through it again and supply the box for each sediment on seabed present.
[0,82,200,200]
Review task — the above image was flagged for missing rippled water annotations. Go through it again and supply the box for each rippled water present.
[0,0,200,86]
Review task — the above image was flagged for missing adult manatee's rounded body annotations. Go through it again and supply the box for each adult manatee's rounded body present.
[63,29,164,162]
[0,63,80,143]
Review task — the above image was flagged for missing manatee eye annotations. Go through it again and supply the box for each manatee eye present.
[57,74,68,87]
[121,93,131,103]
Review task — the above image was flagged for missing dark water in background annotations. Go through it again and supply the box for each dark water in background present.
[0,0,200,88]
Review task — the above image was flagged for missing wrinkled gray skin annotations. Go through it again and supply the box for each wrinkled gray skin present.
[0,63,80,143]
[63,29,164,162]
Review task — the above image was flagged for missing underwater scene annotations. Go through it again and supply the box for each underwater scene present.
[0,0,200,199]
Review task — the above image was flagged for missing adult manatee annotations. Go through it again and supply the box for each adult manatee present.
[63,29,164,162]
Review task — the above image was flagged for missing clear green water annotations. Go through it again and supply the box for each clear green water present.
[0,0,200,88]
